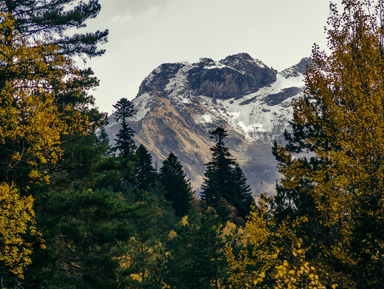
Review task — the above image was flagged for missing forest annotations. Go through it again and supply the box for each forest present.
[1,0,384,288]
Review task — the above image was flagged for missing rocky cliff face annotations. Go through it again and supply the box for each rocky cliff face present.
[106,53,311,193]
[188,53,277,100]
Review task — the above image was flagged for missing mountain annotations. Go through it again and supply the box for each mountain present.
[106,53,310,193]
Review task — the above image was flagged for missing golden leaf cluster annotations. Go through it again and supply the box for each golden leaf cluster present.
[222,195,329,289]
[0,12,90,277]
[0,182,43,278]
[0,13,89,186]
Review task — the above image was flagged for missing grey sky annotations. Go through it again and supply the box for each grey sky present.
[82,0,336,113]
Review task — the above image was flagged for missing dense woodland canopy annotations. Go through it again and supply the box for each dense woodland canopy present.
[1,0,384,288]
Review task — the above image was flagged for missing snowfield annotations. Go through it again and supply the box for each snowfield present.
[131,55,306,143]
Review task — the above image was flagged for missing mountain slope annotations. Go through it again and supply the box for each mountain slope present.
[107,53,310,192]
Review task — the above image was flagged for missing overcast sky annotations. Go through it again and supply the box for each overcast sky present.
[82,0,337,113]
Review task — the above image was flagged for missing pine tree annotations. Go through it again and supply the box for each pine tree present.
[0,0,108,58]
[200,127,253,222]
[118,193,165,288]
[133,144,157,191]
[272,1,384,287]
[112,98,137,159]
[0,0,108,134]
[160,152,193,217]
[231,164,254,219]
[0,14,94,279]
[96,126,112,156]
[0,1,114,285]
[32,188,133,289]
[21,126,135,288]
[163,210,227,289]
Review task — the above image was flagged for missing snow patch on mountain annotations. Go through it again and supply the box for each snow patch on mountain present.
[164,64,191,96]
[194,71,304,141]
[131,92,153,122]
[131,55,306,143]
[197,112,216,124]
[107,53,311,191]
[137,57,303,138]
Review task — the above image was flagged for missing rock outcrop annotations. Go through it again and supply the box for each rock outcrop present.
[106,53,310,193]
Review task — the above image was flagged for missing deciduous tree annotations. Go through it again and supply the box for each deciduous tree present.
[0,14,91,187]
[273,0,384,287]
[0,12,92,280]
[222,195,328,289]
[0,183,40,280]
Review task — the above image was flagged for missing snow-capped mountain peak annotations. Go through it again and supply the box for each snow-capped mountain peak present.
[107,53,310,191]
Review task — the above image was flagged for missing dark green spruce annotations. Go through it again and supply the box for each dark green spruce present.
[160,152,194,217]
[163,210,227,289]
[133,144,158,191]
[200,127,253,223]
[112,98,137,159]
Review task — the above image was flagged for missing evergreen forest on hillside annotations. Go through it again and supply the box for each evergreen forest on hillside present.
[1,0,384,288]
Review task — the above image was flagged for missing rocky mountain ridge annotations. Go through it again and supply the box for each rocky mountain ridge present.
[106,53,311,192]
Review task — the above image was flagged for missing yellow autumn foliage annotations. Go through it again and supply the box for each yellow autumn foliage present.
[0,12,88,186]
[0,12,90,278]
[0,182,42,278]
[273,1,384,287]
[222,195,328,289]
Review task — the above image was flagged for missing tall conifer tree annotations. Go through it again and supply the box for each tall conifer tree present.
[0,0,115,286]
[163,210,227,288]
[0,0,108,58]
[112,98,137,159]
[160,152,193,217]
[133,144,157,191]
[201,127,253,222]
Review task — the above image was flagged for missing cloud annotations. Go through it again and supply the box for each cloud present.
[92,0,331,114]
[112,11,133,23]
[103,0,170,18]
[111,4,160,24]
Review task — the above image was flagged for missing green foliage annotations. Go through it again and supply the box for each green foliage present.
[272,0,384,288]
[20,131,131,288]
[133,144,158,192]
[201,127,253,223]
[0,0,108,58]
[163,211,228,289]
[113,98,137,159]
[9,0,384,287]
[117,193,167,288]
[97,126,112,155]
[0,11,93,280]
[160,152,194,217]
[33,188,133,289]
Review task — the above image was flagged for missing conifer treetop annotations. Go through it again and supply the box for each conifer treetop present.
[0,0,108,58]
